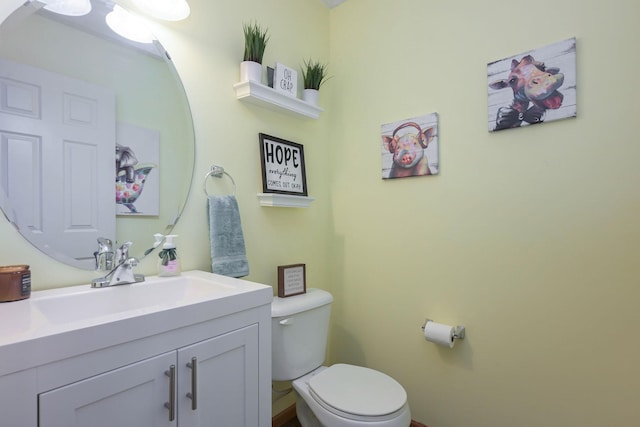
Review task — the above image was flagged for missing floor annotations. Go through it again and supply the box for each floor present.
[280,417,302,427]
[279,418,425,427]
[277,411,425,427]
[273,403,302,427]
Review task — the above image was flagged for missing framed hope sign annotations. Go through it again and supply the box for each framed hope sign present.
[259,133,308,196]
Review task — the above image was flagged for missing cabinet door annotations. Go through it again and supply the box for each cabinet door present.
[39,352,176,427]
[0,369,37,427]
[178,324,259,427]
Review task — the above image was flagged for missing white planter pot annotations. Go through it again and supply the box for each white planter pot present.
[302,89,319,106]
[240,61,262,83]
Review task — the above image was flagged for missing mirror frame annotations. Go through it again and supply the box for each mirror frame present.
[0,0,195,270]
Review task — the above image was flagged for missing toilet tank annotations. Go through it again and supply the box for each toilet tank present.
[271,288,333,381]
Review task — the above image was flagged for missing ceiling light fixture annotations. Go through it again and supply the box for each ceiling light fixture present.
[131,0,190,21]
[40,0,92,16]
[105,5,155,44]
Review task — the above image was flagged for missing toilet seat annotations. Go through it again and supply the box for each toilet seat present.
[307,364,407,422]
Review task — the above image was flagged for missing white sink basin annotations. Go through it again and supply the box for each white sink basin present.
[0,269,273,413]
[33,275,235,324]
[0,270,272,374]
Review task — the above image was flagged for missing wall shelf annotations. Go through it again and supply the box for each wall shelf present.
[234,80,323,119]
[257,193,315,208]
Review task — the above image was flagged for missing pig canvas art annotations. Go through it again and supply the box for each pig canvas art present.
[381,113,439,179]
[488,38,576,132]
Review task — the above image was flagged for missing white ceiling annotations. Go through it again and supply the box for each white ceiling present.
[321,0,347,8]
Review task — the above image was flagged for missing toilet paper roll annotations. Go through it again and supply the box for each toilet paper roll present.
[423,321,455,348]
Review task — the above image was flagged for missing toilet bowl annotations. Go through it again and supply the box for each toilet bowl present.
[292,365,411,427]
[271,289,411,427]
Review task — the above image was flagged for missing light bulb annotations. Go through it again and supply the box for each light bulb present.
[105,5,155,44]
[41,0,92,16]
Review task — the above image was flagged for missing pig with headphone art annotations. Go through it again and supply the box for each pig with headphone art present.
[382,121,436,179]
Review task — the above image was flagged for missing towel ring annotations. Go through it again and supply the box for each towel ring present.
[203,165,236,196]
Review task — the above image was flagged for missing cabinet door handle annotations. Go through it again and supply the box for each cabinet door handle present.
[186,357,198,410]
[164,365,176,421]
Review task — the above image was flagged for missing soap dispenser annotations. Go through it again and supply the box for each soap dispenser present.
[157,234,181,277]
[145,233,165,256]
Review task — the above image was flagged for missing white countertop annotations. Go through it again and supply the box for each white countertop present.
[0,270,272,376]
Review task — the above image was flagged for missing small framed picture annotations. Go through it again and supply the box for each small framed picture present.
[259,133,308,196]
[277,264,306,298]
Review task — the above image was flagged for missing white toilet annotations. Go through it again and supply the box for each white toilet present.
[272,288,411,427]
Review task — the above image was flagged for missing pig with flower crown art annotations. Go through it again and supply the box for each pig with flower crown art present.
[115,144,155,213]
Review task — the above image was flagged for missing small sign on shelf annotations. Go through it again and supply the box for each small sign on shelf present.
[277,263,306,298]
[273,62,297,98]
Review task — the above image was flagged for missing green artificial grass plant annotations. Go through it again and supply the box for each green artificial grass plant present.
[243,21,269,64]
[302,59,330,90]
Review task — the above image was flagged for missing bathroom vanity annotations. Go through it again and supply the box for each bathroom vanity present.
[0,270,272,427]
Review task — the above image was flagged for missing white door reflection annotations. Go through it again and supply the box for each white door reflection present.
[0,57,115,267]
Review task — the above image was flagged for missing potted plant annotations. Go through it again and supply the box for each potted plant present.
[241,21,269,83]
[301,59,329,105]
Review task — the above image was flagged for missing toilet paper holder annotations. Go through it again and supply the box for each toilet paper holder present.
[421,319,466,340]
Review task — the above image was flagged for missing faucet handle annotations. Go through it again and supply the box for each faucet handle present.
[118,241,133,261]
[97,237,113,251]
[95,237,115,271]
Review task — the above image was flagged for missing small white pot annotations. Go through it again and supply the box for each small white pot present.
[302,89,319,106]
[240,61,263,83]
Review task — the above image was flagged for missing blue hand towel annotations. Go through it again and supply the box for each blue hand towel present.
[208,195,249,278]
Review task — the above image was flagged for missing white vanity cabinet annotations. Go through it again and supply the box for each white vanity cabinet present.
[39,352,175,426]
[39,324,259,427]
[177,325,259,426]
[0,271,272,427]
[0,369,38,426]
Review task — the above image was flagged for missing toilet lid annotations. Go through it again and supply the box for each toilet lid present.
[308,364,407,417]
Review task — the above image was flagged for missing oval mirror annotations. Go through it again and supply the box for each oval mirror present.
[0,0,195,270]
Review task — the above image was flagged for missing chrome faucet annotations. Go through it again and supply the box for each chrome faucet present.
[91,241,145,288]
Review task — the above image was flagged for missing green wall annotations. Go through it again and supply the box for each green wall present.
[1,0,639,425]
[0,0,332,289]
[328,0,640,426]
